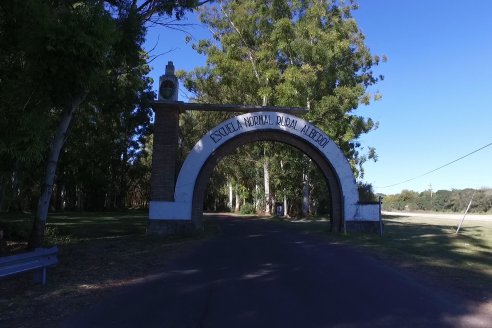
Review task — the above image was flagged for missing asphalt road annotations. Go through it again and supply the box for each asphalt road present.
[62,216,488,328]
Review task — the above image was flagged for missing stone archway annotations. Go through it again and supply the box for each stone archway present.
[149,111,380,234]
[190,130,344,230]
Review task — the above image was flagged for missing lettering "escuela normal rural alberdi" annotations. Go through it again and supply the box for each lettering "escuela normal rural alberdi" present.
[209,114,330,149]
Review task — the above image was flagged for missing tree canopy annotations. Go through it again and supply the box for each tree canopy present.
[178,0,384,215]
[0,0,202,246]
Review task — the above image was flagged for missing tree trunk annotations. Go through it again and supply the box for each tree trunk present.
[52,183,60,211]
[60,185,66,211]
[280,159,287,217]
[228,180,233,211]
[11,170,21,211]
[263,155,270,215]
[76,184,83,210]
[302,171,310,217]
[284,195,288,217]
[118,149,129,209]
[28,94,86,249]
[254,183,259,211]
[234,184,240,212]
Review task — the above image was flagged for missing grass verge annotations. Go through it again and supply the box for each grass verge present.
[0,211,217,327]
[283,214,492,302]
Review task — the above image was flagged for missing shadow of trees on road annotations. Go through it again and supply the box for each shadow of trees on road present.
[339,215,492,302]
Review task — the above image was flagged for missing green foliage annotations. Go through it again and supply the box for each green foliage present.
[179,0,383,216]
[240,203,256,215]
[0,0,117,212]
[432,190,453,212]
[56,14,154,210]
[358,182,377,203]
[0,0,205,213]
[186,0,383,177]
[382,188,492,213]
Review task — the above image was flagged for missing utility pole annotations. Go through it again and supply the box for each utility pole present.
[456,192,475,234]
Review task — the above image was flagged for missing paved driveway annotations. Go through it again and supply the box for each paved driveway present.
[62,216,490,327]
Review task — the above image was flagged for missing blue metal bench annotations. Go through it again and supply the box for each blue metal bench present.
[0,246,58,285]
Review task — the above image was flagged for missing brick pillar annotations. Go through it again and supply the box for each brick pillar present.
[148,102,195,235]
[150,103,179,201]
[148,62,194,236]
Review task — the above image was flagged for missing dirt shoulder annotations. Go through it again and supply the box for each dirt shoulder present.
[0,234,207,328]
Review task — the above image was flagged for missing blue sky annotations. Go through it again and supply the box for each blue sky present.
[144,1,492,195]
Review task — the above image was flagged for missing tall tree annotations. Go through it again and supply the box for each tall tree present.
[180,0,384,215]
[25,0,120,247]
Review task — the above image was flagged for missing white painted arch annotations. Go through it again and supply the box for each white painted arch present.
[149,112,379,222]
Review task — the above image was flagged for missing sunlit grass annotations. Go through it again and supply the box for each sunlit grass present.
[285,215,492,301]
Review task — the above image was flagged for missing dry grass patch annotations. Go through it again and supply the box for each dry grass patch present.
[285,214,492,302]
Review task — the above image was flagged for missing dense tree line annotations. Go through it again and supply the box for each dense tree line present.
[0,0,199,246]
[1,0,382,245]
[381,188,492,213]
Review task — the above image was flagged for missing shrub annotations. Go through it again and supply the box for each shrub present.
[240,203,256,215]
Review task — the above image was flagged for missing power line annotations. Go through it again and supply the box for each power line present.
[376,141,492,189]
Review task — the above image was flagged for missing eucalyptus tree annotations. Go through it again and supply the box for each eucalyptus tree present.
[181,0,383,215]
